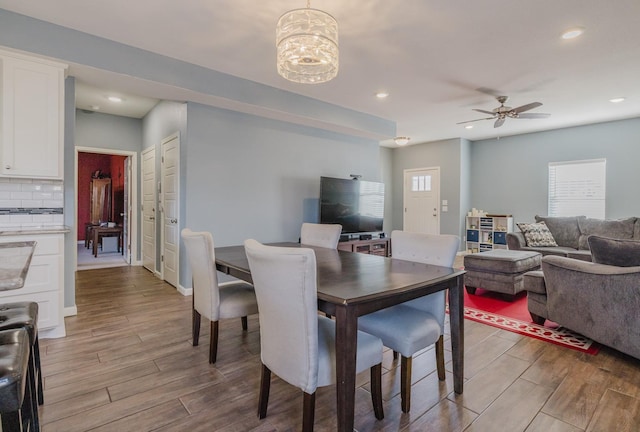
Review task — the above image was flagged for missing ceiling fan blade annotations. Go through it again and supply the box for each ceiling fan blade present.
[473,109,496,115]
[456,117,494,124]
[511,102,542,114]
[494,118,505,128]
[516,113,550,119]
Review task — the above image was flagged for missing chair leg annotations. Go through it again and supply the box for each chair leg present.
[241,316,248,331]
[370,364,384,420]
[192,302,201,346]
[400,355,412,413]
[436,335,446,381]
[258,364,271,419]
[209,321,219,364]
[302,391,316,432]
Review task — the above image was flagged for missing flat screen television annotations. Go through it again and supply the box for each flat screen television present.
[319,176,385,234]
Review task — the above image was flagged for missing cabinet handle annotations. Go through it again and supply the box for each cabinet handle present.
[170,218,178,224]
[4,165,11,169]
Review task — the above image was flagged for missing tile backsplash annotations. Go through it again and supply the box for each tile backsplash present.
[0,178,64,226]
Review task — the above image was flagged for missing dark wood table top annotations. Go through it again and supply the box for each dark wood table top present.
[215,242,465,312]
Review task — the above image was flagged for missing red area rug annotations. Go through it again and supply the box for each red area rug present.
[461,288,599,355]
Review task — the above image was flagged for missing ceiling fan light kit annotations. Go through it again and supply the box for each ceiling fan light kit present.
[276,0,339,84]
[457,95,551,128]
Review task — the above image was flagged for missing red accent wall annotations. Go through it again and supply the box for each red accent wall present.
[77,152,126,240]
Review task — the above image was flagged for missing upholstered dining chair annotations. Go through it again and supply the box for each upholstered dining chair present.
[244,239,384,431]
[181,229,259,364]
[358,230,460,413]
[300,222,342,249]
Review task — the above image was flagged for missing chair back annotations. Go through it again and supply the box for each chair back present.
[390,230,460,326]
[300,222,342,249]
[244,239,320,394]
[181,229,220,321]
[391,230,460,267]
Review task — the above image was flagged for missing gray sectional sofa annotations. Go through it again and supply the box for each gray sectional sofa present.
[506,215,640,261]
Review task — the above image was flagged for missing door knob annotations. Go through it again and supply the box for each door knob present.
[149,217,155,220]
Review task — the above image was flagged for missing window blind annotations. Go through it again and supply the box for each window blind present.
[548,159,606,218]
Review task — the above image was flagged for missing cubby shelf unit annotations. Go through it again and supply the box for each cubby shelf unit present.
[465,215,513,253]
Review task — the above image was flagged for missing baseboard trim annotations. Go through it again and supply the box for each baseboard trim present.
[64,305,78,317]
[177,284,192,296]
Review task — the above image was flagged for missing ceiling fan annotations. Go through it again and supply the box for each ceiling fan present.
[458,96,550,128]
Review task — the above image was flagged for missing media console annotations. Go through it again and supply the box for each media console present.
[337,238,390,257]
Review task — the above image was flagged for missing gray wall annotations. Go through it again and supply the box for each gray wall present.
[63,77,76,308]
[391,138,465,238]
[470,117,640,225]
[142,101,187,270]
[181,102,382,287]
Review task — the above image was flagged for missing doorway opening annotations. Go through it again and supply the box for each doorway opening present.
[75,147,138,270]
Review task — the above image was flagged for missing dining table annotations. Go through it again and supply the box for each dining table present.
[214,242,466,432]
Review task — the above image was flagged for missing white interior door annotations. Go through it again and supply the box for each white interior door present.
[403,167,441,234]
[142,147,156,272]
[161,133,180,287]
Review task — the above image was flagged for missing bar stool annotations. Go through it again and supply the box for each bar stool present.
[0,328,38,432]
[0,302,43,408]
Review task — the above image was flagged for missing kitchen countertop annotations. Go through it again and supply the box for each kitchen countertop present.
[0,241,36,290]
[0,225,70,236]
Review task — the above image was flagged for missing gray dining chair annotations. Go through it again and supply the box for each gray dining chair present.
[300,222,342,248]
[244,239,384,431]
[181,228,259,364]
[358,230,460,413]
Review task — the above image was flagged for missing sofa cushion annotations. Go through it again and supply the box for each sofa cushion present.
[578,217,637,250]
[534,215,584,249]
[588,235,640,267]
[517,221,558,247]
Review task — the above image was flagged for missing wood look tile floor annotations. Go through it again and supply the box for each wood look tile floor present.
[39,266,640,431]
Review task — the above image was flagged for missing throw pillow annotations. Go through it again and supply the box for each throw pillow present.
[588,235,640,267]
[517,221,558,247]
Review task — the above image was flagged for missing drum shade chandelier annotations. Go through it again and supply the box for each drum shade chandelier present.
[276,0,339,84]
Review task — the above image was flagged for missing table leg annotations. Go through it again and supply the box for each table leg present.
[449,274,465,394]
[93,229,99,258]
[333,305,358,432]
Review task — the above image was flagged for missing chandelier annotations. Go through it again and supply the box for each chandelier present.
[276,1,339,84]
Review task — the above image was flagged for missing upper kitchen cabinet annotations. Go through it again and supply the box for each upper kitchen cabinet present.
[0,49,67,179]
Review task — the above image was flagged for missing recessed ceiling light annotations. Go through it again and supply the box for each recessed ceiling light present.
[375,92,389,99]
[108,96,123,103]
[609,97,626,103]
[561,27,585,40]
[465,125,473,129]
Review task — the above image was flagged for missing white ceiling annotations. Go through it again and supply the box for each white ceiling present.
[2,0,639,146]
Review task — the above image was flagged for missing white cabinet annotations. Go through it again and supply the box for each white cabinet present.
[466,215,513,253]
[0,49,66,179]
[0,233,66,338]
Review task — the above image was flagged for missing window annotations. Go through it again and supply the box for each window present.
[411,175,431,192]
[548,159,606,218]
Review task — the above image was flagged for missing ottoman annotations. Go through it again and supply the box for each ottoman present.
[463,250,542,301]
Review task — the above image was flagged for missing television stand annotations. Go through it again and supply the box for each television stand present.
[337,238,390,257]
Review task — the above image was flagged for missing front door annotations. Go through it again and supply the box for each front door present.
[403,167,441,234]
[161,133,180,288]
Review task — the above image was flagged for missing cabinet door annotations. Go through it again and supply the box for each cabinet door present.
[1,55,65,179]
